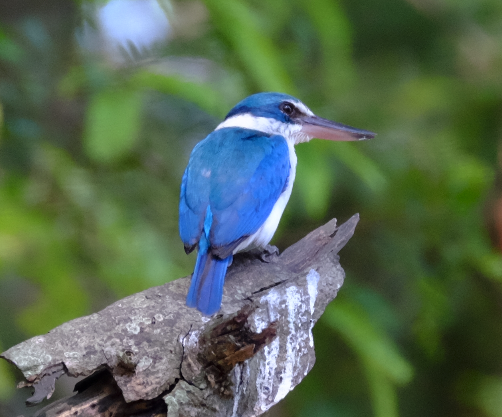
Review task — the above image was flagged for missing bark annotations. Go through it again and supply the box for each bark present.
[1,215,359,417]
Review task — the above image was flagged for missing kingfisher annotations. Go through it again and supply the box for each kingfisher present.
[179,92,375,315]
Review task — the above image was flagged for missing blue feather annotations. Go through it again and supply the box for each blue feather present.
[186,249,232,315]
[186,207,233,315]
[225,92,298,122]
[179,127,290,314]
[180,128,289,247]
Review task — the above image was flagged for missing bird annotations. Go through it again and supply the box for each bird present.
[179,92,375,315]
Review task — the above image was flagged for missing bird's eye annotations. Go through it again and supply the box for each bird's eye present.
[280,102,295,116]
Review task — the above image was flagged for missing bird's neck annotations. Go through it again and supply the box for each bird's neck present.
[215,114,311,145]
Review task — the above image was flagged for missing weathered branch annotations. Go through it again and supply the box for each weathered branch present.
[1,215,359,417]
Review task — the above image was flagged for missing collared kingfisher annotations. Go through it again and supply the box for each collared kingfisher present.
[179,92,375,315]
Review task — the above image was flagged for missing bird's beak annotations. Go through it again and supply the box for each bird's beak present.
[301,115,376,141]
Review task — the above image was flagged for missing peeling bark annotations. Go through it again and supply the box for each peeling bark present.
[1,215,359,417]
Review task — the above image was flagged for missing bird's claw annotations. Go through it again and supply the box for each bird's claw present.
[257,245,280,263]
[232,245,280,266]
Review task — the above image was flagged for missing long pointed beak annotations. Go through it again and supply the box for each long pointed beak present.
[301,115,376,141]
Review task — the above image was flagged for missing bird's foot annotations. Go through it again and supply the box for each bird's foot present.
[232,245,280,266]
[257,245,280,263]
[244,245,280,263]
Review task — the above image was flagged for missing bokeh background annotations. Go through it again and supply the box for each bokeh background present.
[1,0,502,416]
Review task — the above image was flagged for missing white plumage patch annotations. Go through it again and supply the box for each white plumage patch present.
[216,114,312,145]
[292,101,314,118]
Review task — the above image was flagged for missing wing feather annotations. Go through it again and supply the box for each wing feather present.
[179,127,290,256]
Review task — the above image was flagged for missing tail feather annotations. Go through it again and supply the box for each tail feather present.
[186,246,232,315]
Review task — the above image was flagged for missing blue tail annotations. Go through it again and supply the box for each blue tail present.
[186,236,232,315]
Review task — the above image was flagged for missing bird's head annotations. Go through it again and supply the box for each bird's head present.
[216,92,375,144]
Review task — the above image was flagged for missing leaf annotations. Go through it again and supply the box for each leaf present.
[363,359,399,417]
[324,298,413,385]
[299,0,355,94]
[456,372,502,417]
[95,202,182,296]
[203,0,295,93]
[476,252,502,283]
[83,88,143,163]
[0,179,89,334]
[295,143,334,219]
[132,70,229,117]
[0,28,23,63]
[0,344,13,401]
[332,142,387,193]
[0,101,3,143]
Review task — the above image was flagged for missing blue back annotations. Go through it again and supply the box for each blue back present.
[179,127,290,256]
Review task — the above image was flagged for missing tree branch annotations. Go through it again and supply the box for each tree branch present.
[1,214,359,417]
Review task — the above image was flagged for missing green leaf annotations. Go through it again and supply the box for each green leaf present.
[94,200,181,295]
[476,252,502,282]
[203,0,295,93]
[363,359,399,417]
[300,0,355,94]
[0,179,89,334]
[332,142,387,193]
[457,372,502,417]
[324,298,413,385]
[0,28,23,63]
[295,143,334,219]
[132,70,229,117]
[475,376,502,417]
[83,88,143,163]
[0,344,14,401]
[0,101,3,143]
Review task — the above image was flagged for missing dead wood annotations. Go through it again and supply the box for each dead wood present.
[1,215,359,417]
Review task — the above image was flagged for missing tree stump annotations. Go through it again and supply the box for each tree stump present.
[1,215,359,417]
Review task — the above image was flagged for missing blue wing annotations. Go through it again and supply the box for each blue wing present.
[179,128,290,315]
[179,127,290,255]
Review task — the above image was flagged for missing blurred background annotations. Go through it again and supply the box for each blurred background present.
[1,0,502,416]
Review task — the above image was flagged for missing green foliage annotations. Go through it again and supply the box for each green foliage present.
[0,28,23,63]
[203,0,295,93]
[132,70,230,116]
[323,295,412,417]
[299,0,355,94]
[84,88,144,163]
[0,345,13,401]
[1,0,502,416]
[326,298,413,385]
[458,373,502,417]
